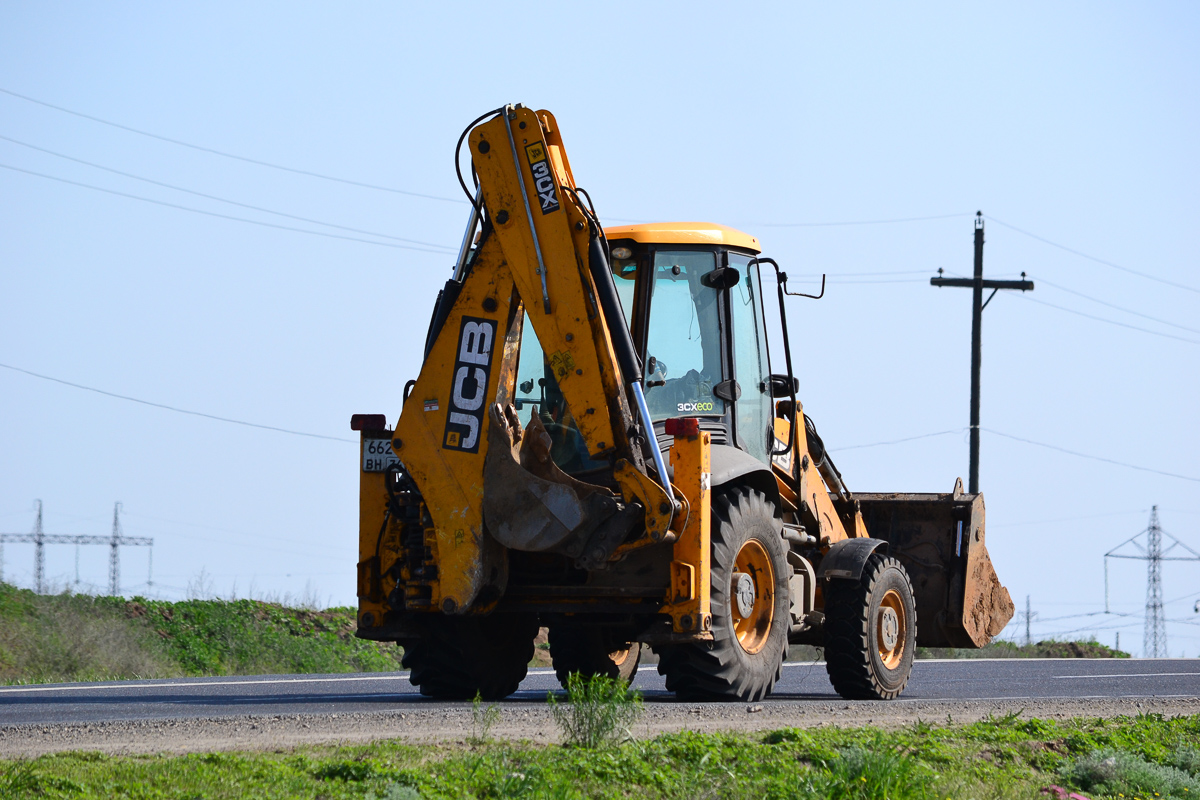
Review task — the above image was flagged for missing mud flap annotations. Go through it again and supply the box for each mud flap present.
[856,480,1014,648]
[482,404,640,569]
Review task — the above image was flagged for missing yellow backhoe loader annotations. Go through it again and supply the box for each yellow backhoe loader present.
[353,104,1014,701]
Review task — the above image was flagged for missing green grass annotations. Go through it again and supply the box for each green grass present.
[0,582,403,684]
[0,713,1197,799]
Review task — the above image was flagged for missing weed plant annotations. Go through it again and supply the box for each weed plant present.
[470,691,501,744]
[818,746,935,799]
[1061,749,1200,797]
[548,673,643,748]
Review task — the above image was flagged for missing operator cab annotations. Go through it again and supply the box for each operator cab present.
[512,221,793,475]
[606,222,783,467]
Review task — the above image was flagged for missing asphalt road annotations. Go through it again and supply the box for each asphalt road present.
[1,658,1196,727]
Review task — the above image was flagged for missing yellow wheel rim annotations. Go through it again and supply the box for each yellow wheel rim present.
[876,588,907,670]
[609,645,634,670]
[731,539,775,654]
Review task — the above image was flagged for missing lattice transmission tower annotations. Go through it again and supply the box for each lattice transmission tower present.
[1144,508,1166,658]
[0,501,152,595]
[1105,506,1200,658]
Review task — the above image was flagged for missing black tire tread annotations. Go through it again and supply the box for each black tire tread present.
[656,486,789,702]
[823,554,916,700]
[548,627,639,688]
[400,613,538,700]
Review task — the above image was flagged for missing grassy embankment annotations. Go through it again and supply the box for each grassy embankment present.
[1,713,1198,799]
[0,582,402,684]
[0,581,1129,685]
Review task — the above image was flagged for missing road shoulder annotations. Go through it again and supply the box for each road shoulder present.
[2,696,1198,758]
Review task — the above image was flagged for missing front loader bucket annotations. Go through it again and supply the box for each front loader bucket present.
[856,481,1014,648]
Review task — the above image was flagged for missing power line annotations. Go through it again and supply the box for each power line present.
[985,428,1200,484]
[1164,589,1200,606]
[1016,292,1200,346]
[1036,276,1200,335]
[0,162,453,254]
[841,423,1200,483]
[0,86,467,204]
[989,508,1149,529]
[121,510,348,557]
[753,212,972,228]
[828,278,928,285]
[1035,609,1137,624]
[0,360,355,443]
[984,214,1200,296]
[792,270,930,278]
[832,429,962,452]
[0,134,454,251]
[604,213,972,228]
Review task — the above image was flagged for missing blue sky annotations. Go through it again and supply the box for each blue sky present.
[1,3,1197,655]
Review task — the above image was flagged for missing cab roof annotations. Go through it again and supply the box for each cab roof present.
[603,222,760,253]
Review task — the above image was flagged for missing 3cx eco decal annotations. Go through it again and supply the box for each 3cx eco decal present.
[677,401,716,413]
[524,141,560,214]
[443,316,497,453]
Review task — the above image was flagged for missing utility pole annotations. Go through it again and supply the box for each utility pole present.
[1105,506,1200,658]
[931,212,1035,492]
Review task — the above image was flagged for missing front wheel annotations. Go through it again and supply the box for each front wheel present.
[823,553,917,700]
[656,486,789,701]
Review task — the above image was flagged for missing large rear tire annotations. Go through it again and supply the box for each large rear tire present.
[548,626,641,688]
[656,486,789,701]
[400,613,539,700]
[823,553,917,700]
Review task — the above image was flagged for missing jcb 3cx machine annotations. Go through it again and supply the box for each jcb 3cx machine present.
[353,104,1014,701]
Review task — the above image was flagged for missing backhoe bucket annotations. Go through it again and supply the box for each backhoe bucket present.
[481,404,640,570]
[856,481,1014,648]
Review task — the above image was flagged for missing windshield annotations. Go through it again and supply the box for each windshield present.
[642,250,724,420]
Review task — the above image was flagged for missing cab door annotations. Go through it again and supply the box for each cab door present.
[726,252,773,465]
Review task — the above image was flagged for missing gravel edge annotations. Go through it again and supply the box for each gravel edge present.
[1,697,1197,758]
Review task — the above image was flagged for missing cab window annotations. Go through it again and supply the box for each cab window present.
[642,251,724,421]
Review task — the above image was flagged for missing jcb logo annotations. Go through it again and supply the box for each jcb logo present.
[524,142,560,214]
[443,316,496,453]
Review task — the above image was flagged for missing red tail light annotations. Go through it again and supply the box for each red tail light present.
[664,417,700,437]
[350,414,387,432]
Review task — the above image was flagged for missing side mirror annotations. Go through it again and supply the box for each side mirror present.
[762,374,798,397]
[645,355,666,388]
[701,266,741,290]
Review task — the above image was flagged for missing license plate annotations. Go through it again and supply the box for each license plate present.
[362,438,400,472]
